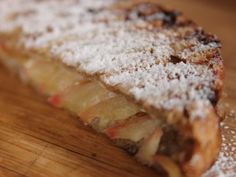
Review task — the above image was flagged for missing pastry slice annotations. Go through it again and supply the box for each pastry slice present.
[0,0,224,177]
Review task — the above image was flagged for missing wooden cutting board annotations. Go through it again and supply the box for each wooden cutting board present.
[0,1,235,177]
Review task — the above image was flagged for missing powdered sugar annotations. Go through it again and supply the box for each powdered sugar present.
[203,115,236,177]
[0,1,231,175]
[51,25,174,73]
[105,62,215,112]
[0,0,222,116]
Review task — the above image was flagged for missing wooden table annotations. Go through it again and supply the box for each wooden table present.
[0,1,235,177]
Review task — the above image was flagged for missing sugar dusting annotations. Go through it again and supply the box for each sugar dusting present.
[0,0,222,116]
[0,1,233,176]
[203,110,236,177]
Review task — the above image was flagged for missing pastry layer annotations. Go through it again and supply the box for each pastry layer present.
[0,0,223,177]
[0,44,220,177]
[0,0,224,114]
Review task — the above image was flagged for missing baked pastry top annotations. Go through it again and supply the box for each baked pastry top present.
[0,0,223,115]
[0,0,224,177]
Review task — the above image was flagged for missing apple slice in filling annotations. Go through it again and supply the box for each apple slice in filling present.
[105,114,161,142]
[24,59,84,95]
[50,80,115,114]
[79,96,141,131]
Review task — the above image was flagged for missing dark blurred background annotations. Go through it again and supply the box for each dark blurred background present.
[201,0,236,9]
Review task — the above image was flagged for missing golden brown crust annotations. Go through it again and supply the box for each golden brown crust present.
[0,45,222,177]
[182,104,221,177]
[0,1,224,177]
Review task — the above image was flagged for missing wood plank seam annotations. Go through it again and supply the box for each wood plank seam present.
[0,124,147,177]
[0,165,26,177]
[18,130,146,177]
[23,144,49,177]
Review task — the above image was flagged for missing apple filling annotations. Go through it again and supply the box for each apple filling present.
[0,46,195,177]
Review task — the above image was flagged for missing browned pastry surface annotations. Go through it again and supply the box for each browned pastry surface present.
[0,0,224,177]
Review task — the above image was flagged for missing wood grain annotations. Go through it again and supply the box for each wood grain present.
[0,1,235,177]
